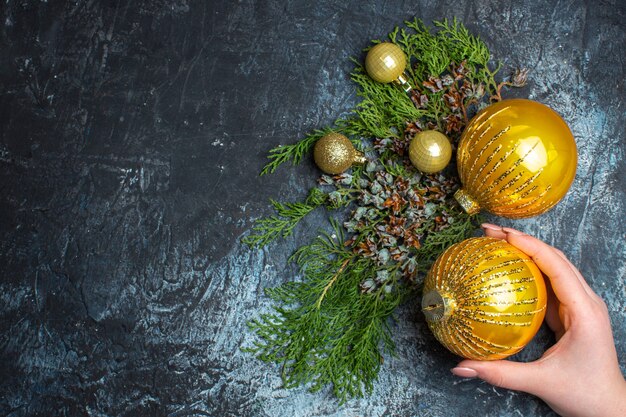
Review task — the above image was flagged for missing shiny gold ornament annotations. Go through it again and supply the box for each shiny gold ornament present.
[313,133,367,174]
[365,43,412,92]
[455,99,577,218]
[422,237,547,360]
[408,130,452,173]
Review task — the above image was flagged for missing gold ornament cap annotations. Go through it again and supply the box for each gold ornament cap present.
[454,189,481,215]
[313,133,366,175]
[365,43,407,84]
[408,130,452,173]
[422,290,456,322]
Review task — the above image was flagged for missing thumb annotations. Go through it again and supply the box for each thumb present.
[452,359,542,394]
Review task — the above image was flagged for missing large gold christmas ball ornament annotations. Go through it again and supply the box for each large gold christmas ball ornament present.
[422,237,547,360]
[365,43,407,84]
[408,130,452,173]
[455,99,577,218]
[313,133,367,175]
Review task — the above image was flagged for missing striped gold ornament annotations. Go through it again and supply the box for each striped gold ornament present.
[422,237,547,360]
[455,99,577,218]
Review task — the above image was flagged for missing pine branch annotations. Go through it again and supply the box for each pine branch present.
[242,189,327,247]
[347,66,425,138]
[244,18,524,402]
[261,128,348,175]
[258,18,506,175]
[245,211,479,401]
[409,208,482,276]
[433,18,490,68]
[244,225,409,403]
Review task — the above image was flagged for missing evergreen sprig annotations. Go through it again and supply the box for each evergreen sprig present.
[242,188,327,247]
[244,18,523,402]
[244,223,407,403]
[260,129,327,176]
[256,17,504,176]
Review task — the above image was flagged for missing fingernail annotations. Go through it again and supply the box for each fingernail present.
[481,223,502,231]
[502,227,525,236]
[451,367,478,378]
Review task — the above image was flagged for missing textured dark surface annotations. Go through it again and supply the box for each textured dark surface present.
[1,1,625,416]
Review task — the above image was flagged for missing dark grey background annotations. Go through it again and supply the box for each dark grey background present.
[1,1,624,416]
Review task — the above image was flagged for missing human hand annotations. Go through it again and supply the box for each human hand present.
[451,224,626,417]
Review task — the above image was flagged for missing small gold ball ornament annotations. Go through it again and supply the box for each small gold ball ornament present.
[408,130,452,173]
[313,133,366,175]
[365,43,407,84]
[422,237,547,360]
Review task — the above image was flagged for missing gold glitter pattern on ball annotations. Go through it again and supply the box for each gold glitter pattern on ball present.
[455,99,577,218]
[422,237,547,360]
[408,130,452,173]
[365,43,406,83]
[313,133,366,174]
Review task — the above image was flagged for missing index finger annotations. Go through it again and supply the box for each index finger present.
[502,229,590,307]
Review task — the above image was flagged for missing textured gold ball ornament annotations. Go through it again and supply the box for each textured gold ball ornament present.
[365,43,411,92]
[408,130,452,173]
[422,237,547,360]
[455,99,578,218]
[313,133,367,175]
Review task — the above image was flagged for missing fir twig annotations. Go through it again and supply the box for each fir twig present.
[433,18,490,68]
[261,128,336,175]
[244,224,409,403]
[242,188,326,247]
